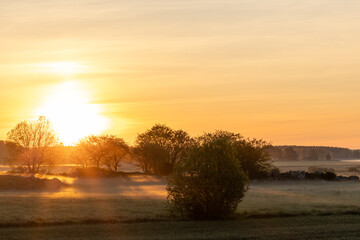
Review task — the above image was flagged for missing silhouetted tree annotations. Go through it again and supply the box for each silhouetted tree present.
[102,135,130,172]
[74,135,129,172]
[134,124,193,175]
[5,116,59,173]
[75,135,106,168]
[72,141,92,168]
[167,132,248,219]
[132,142,168,174]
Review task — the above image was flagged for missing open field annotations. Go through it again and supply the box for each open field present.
[1,161,360,239]
[0,177,359,225]
[2,215,360,240]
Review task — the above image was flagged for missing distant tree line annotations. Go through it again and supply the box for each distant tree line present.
[0,141,6,162]
[268,146,360,161]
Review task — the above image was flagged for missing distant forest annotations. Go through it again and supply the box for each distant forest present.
[268,145,360,161]
[0,141,5,162]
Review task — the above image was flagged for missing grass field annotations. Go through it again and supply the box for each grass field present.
[0,178,359,225]
[2,215,360,240]
[0,160,360,239]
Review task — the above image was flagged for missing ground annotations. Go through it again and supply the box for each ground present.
[0,160,360,239]
[1,179,359,225]
[2,215,360,240]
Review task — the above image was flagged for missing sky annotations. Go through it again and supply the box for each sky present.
[1,0,360,147]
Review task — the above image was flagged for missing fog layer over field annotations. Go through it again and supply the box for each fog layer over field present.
[0,159,359,226]
[0,176,360,226]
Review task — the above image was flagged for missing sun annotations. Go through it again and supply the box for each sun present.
[36,81,110,145]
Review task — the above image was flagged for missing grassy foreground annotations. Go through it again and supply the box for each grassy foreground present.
[0,177,360,239]
[1,180,360,225]
[1,215,360,240]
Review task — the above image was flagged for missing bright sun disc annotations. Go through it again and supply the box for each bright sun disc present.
[36,82,109,145]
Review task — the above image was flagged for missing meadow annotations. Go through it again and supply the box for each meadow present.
[2,215,360,240]
[0,160,360,239]
[0,178,360,225]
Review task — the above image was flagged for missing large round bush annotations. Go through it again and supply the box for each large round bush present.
[166,133,249,219]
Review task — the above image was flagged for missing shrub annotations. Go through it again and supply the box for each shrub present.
[167,133,248,220]
[234,138,275,179]
[199,131,275,179]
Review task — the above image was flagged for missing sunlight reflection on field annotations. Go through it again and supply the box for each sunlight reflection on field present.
[0,178,359,226]
[0,166,168,198]
[43,175,167,198]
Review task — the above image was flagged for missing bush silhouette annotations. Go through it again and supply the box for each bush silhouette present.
[167,133,248,219]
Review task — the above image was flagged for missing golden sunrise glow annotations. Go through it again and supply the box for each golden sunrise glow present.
[1,1,360,148]
[36,81,109,145]
[38,62,87,75]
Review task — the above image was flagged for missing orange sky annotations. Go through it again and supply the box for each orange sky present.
[1,0,360,148]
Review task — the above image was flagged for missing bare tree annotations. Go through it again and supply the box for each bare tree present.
[72,141,93,168]
[6,116,59,173]
[74,135,106,168]
[101,135,130,172]
[74,135,130,172]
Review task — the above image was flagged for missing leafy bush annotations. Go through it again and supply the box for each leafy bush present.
[234,137,275,179]
[198,131,275,179]
[167,133,248,220]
